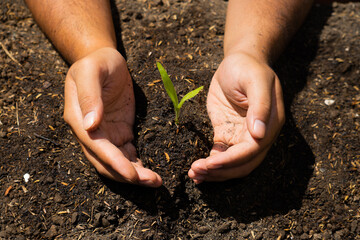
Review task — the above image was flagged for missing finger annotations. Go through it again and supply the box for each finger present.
[202,152,266,182]
[81,137,162,187]
[78,122,163,187]
[246,72,275,139]
[189,144,264,176]
[209,142,230,156]
[65,92,138,185]
[189,149,268,183]
[65,79,161,187]
[189,139,271,180]
[206,140,261,169]
[70,60,105,131]
[81,144,131,182]
[189,139,259,175]
[82,131,140,183]
[188,168,205,184]
[134,165,163,188]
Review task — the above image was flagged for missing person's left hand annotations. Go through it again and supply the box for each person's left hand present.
[64,48,162,187]
[188,52,285,183]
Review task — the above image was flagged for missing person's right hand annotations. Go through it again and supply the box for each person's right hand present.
[188,51,285,183]
[63,48,162,187]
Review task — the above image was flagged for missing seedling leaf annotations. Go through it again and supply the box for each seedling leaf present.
[156,62,178,107]
[178,86,204,109]
[156,62,203,124]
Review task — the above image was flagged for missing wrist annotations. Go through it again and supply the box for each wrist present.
[224,39,272,67]
[71,40,117,64]
[224,43,273,69]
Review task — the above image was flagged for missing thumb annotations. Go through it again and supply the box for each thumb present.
[246,74,274,139]
[73,64,104,131]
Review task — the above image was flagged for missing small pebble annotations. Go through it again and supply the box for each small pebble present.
[44,225,57,238]
[198,226,210,234]
[323,231,332,239]
[313,233,322,240]
[255,232,263,240]
[217,222,231,233]
[45,176,54,184]
[300,233,309,240]
[241,231,250,238]
[93,212,103,227]
[15,235,25,240]
[5,225,16,235]
[350,220,358,233]
[51,215,64,226]
[107,215,117,223]
[0,230,7,238]
[23,173,30,183]
[324,99,335,106]
[0,131,6,138]
[239,223,246,229]
[54,193,63,203]
[71,212,78,225]
[42,81,52,89]
[102,218,111,227]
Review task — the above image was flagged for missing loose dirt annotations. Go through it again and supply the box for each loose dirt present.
[1,0,359,239]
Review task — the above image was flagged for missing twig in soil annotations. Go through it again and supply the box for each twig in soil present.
[34,133,60,146]
[16,102,20,135]
[0,41,22,66]
[4,186,12,196]
[77,232,84,240]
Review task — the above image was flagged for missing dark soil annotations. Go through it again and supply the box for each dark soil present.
[1,0,359,239]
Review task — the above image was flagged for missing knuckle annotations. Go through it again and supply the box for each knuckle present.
[261,102,272,115]
[79,95,98,114]
[70,58,100,79]
[77,57,97,70]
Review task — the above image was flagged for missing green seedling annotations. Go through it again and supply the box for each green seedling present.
[156,62,203,125]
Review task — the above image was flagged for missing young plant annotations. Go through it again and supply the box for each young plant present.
[156,62,203,125]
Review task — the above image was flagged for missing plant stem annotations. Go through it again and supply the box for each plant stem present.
[175,107,180,125]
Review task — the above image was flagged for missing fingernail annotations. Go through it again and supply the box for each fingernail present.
[193,175,205,181]
[254,119,266,138]
[83,111,96,130]
[207,164,223,170]
[195,169,208,175]
[194,179,203,184]
[139,179,155,186]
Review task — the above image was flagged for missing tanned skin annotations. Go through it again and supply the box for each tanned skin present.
[25,1,116,63]
[188,0,314,183]
[25,0,313,186]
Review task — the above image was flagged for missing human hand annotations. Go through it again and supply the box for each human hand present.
[188,52,285,183]
[64,48,162,187]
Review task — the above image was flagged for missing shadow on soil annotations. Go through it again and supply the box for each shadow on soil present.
[196,5,333,223]
[198,5,334,223]
[103,3,333,224]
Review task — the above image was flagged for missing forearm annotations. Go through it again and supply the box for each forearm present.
[25,0,116,63]
[224,0,313,65]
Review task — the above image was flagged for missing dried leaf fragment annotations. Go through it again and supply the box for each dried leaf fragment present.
[4,186,12,196]
[164,152,170,162]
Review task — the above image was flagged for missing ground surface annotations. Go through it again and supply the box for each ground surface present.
[0,0,359,239]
